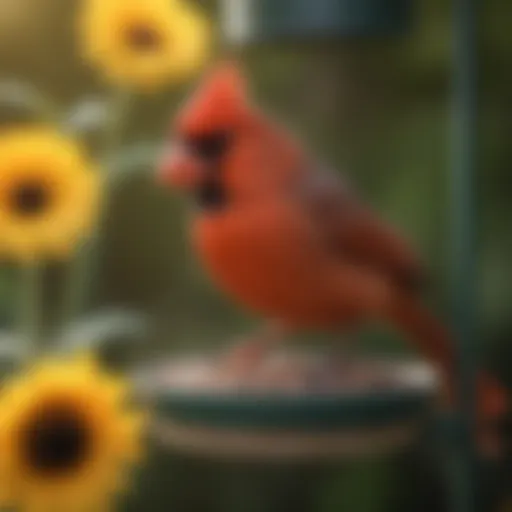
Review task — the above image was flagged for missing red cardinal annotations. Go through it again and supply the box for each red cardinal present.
[159,62,506,426]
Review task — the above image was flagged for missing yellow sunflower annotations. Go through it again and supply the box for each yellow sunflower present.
[0,127,99,261]
[79,0,211,92]
[0,355,145,512]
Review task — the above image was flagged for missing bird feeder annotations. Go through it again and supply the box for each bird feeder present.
[148,0,433,460]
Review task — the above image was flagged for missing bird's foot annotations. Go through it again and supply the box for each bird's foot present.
[220,338,270,378]
[217,322,288,381]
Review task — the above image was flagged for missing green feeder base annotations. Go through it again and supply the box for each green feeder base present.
[137,353,438,461]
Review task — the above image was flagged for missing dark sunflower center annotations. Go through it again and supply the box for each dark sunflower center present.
[22,405,91,476]
[11,181,49,217]
[125,24,161,51]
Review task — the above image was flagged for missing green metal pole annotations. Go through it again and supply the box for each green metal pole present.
[450,0,479,510]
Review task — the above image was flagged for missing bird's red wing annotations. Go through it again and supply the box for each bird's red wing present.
[297,167,425,293]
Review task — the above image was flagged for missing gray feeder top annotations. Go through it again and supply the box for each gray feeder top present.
[222,0,412,45]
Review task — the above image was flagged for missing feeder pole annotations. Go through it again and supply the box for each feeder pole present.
[450,0,479,510]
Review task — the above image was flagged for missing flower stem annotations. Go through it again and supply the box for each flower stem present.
[19,261,43,358]
[103,88,133,157]
[60,239,95,336]
[59,88,133,340]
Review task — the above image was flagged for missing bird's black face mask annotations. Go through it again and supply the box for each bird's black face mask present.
[184,131,232,211]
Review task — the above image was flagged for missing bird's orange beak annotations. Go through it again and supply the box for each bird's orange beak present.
[158,144,206,190]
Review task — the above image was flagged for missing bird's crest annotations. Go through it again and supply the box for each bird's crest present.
[176,62,249,136]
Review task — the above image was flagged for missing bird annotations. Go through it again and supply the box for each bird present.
[158,62,507,430]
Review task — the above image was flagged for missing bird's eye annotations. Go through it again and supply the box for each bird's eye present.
[185,132,231,161]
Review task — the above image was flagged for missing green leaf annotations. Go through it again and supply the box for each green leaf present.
[104,142,159,185]
[0,332,28,375]
[0,79,58,121]
[57,309,149,367]
[61,97,109,136]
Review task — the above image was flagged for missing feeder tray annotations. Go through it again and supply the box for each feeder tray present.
[137,352,439,461]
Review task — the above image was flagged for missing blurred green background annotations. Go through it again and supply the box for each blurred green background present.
[0,0,510,510]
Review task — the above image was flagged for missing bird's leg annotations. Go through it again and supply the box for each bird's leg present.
[303,333,357,390]
[220,321,288,377]
[302,324,362,390]
[327,337,357,371]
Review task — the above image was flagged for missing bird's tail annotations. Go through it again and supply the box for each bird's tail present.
[387,295,507,422]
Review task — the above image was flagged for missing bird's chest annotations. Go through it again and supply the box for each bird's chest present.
[194,204,295,277]
[192,203,328,316]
